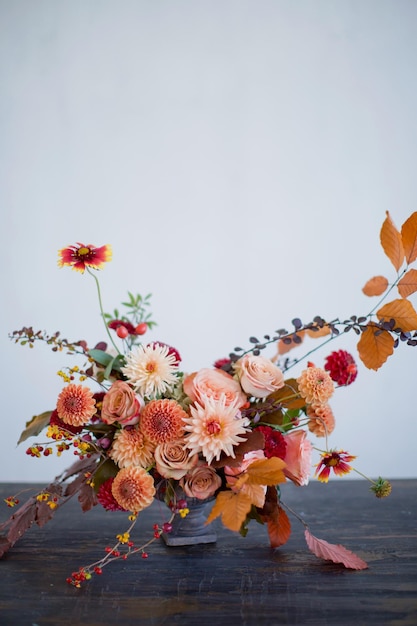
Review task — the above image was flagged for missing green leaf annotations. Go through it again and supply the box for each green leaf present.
[92,459,119,492]
[17,411,53,445]
[88,349,114,367]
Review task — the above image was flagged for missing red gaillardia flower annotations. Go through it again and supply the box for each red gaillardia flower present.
[315,450,356,482]
[324,350,358,386]
[56,384,96,427]
[58,243,112,273]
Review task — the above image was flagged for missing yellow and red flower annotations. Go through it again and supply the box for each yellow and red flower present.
[315,450,356,482]
[58,243,112,273]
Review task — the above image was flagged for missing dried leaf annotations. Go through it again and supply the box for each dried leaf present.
[206,490,253,532]
[357,324,395,370]
[263,505,292,548]
[211,430,265,468]
[377,298,417,331]
[0,536,12,559]
[305,324,331,339]
[78,482,98,512]
[304,528,368,569]
[268,379,306,411]
[397,269,417,298]
[380,211,405,271]
[401,211,417,264]
[241,483,267,508]
[277,331,305,355]
[235,457,286,489]
[362,275,389,297]
[17,411,53,445]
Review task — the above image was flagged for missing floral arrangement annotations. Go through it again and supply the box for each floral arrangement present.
[2,211,417,587]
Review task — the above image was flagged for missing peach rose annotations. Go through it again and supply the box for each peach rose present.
[183,368,247,407]
[180,464,222,500]
[283,430,312,486]
[154,440,199,480]
[101,380,144,426]
[236,354,285,398]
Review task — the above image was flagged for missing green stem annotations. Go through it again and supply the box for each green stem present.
[87,268,120,355]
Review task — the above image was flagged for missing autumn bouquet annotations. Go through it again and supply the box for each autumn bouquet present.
[2,211,417,587]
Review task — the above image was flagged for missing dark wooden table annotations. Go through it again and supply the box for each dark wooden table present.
[0,480,416,625]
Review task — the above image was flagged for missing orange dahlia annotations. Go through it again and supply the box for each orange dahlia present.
[140,399,187,444]
[111,466,155,512]
[307,402,335,437]
[58,243,112,273]
[56,384,96,427]
[297,367,334,405]
[109,427,155,468]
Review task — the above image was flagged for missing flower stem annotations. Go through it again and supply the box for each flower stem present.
[87,268,120,355]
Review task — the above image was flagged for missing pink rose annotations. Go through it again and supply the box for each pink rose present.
[183,368,247,407]
[283,430,312,486]
[101,380,144,426]
[236,354,285,398]
[154,440,199,480]
[180,464,222,500]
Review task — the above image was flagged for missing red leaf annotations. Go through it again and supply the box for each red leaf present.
[304,529,368,570]
[264,505,292,548]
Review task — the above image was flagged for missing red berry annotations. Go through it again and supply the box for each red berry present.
[141,552,149,559]
[135,322,147,335]
[116,326,129,339]
[162,522,173,534]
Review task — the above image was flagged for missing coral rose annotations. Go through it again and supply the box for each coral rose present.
[101,380,143,426]
[181,464,222,500]
[236,354,285,399]
[283,430,312,486]
[154,440,199,480]
[183,368,247,407]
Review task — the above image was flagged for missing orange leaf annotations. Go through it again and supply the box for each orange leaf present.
[362,275,389,297]
[235,457,286,489]
[267,379,306,411]
[357,324,395,370]
[304,529,368,570]
[264,505,292,548]
[401,211,417,264]
[380,211,405,271]
[205,490,252,532]
[305,324,331,339]
[397,268,417,298]
[377,298,417,331]
[277,331,305,355]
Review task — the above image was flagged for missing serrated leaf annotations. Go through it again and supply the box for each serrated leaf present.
[377,298,417,331]
[401,211,417,264]
[380,211,405,271]
[235,457,286,489]
[206,490,252,532]
[263,505,291,548]
[17,411,53,445]
[397,269,417,298]
[304,529,368,569]
[362,275,389,297]
[357,324,395,370]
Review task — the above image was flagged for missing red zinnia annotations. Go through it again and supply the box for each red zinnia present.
[58,243,112,273]
[255,425,287,459]
[324,350,357,386]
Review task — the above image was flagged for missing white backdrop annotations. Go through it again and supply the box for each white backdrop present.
[1,0,417,483]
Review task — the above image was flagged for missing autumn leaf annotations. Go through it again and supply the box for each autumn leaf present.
[305,324,331,339]
[263,505,292,548]
[234,457,286,490]
[377,298,417,331]
[206,490,252,532]
[362,275,389,297]
[380,211,405,271]
[397,269,417,298]
[17,411,53,445]
[268,379,306,411]
[277,331,305,355]
[357,324,395,370]
[304,529,368,569]
[401,211,417,264]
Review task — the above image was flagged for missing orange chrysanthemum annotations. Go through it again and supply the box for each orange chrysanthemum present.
[307,402,335,437]
[109,427,155,469]
[58,243,112,273]
[297,367,334,405]
[56,384,96,427]
[140,399,187,444]
[315,450,356,482]
[111,466,155,512]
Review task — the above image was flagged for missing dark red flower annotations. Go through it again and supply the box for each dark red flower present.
[324,350,357,386]
[149,342,181,364]
[213,357,232,370]
[49,409,83,435]
[255,425,287,459]
[96,478,125,511]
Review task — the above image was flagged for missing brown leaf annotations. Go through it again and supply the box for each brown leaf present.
[17,411,53,445]
[380,211,405,271]
[401,211,417,264]
[78,482,98,512]
[206,490,252,532]
[304,529,368,569]
[211,430,265,468]
[268,379,306,411]
[263,505,292,548]
[357,324,395,371]
[377,298,417,331]
[397,269,417,298]
[362,275,389,297]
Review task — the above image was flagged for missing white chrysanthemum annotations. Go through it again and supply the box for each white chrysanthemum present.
[183,395,250,464]
[121,343,179,399]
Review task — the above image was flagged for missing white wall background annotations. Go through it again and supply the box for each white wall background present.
[1,0,416,483]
